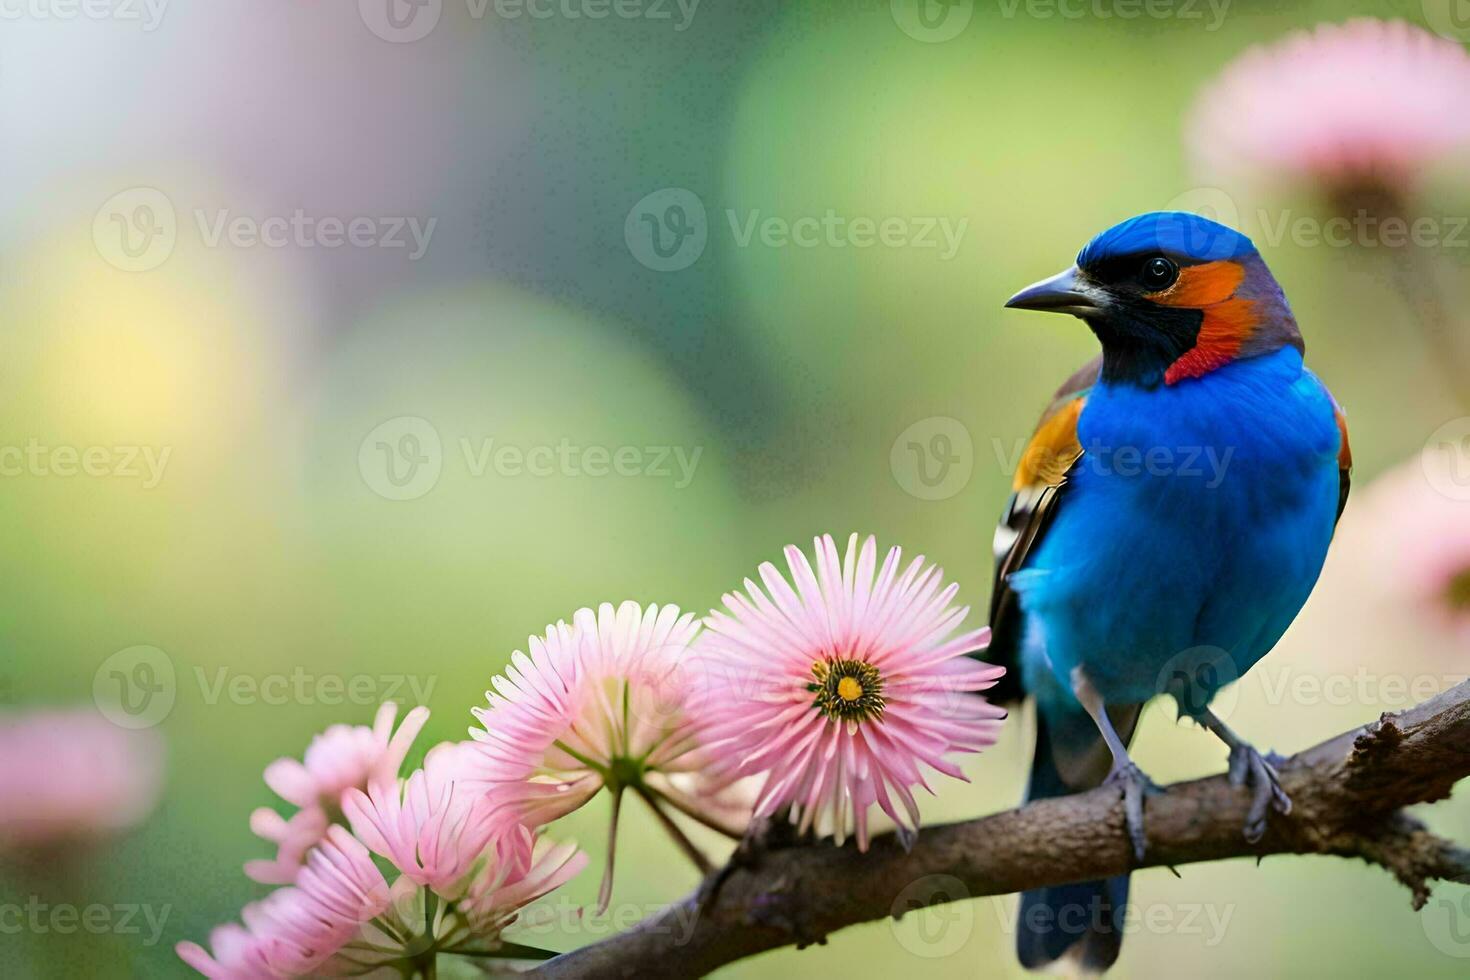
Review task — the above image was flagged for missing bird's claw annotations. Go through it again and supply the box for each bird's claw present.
[1227,744,1291,843]
[1104,761,1161,861]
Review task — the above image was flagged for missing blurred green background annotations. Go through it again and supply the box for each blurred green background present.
[1,0,1468,976]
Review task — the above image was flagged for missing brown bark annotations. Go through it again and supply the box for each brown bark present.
[526,681,1470,979]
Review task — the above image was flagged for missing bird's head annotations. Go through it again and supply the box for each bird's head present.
[1005,211,1300,387]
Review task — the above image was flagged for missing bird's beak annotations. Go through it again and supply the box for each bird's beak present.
[1004,266,1107,316]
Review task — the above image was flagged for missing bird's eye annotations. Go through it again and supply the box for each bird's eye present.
[1141,256,1179,291]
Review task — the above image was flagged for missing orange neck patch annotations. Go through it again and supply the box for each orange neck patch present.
[1150,261,1257,385]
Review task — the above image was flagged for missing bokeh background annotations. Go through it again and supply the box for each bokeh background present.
[2,0,1468,976]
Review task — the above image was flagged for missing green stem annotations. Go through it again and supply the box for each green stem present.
[636,786,714,875]
[596,785,624,914]
[552,739,609,778]
[448,942,561,961]
[644,782,746,840]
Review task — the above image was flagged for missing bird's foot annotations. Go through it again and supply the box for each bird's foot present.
[1104,761,1161,862]
[1226,743,1291,843]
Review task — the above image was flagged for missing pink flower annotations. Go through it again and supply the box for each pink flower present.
[469,602,703,818]
[694,534,1006,850]
[178,827,391,979]
[1188,19,1470,194]
[461,823,589,937]
[246,702,428,884]
[1355,444,1470,639]
[467,601,704,908]
[261,702,428,811]
[0,708,163,851]
[342,741,501,897]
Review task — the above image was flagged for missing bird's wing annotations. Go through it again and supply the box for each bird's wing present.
[984,355,1100,704]
[1332,402,1352,528]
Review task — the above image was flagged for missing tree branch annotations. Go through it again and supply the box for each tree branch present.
[526,681,1470,979]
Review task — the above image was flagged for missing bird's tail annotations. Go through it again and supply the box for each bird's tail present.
[1015,703,1137,974]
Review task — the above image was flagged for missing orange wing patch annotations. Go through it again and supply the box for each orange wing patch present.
[1334,403,1352,524]
[1014,396,1085,490]
[1334,405,1353,472]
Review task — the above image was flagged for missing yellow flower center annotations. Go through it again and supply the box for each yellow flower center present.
[809,658,886,724]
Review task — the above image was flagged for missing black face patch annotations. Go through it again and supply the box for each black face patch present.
[1074,253,1205,386]
[1083,249,1191,297]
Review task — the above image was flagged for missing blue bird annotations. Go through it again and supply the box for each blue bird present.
[987,212,1351,972]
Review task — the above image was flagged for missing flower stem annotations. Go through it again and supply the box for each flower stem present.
[597,785,624,914]
[644,783,746,840]
[636,786,714,875]
[1385,242,1470,411]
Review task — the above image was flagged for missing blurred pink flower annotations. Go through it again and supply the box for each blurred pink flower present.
[694,534,1005,850]
[342,741,502,897]
[177,826,391,978]
[1188,19,1470,193]
[1355,444,1470,639]
[0,708,163,851]
[174,923,273,979]
[246,701,428,884]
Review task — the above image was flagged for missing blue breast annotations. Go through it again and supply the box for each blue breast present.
[1014,347,1342,709]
